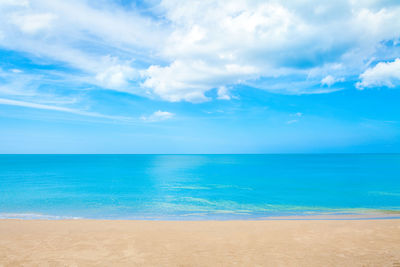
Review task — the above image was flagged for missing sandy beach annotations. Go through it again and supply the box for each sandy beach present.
[0,219,399,266]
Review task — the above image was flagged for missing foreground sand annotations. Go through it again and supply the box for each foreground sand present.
[1,219,400,266]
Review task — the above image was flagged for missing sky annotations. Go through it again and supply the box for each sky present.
[0,0,400,153]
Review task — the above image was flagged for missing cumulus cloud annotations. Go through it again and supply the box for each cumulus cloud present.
[95,56,138,90]
[321,75,344,87]
[140,60,256,102]
[140,110,175,122]
[140,0,400,101]
[356,58,400,89]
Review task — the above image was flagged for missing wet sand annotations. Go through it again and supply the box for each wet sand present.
[1,219,400,266]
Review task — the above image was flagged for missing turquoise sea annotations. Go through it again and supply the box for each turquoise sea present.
[0,154,400,220]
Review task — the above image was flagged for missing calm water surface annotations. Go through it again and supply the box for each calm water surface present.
[0,154,399,219]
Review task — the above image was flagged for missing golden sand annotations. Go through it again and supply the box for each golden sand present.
[1,219,400,266]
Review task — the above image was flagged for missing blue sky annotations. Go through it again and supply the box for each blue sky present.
[0,0,400,153]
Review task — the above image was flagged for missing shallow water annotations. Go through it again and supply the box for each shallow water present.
[1,154,400,220]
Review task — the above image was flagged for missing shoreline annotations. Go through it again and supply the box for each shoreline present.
[1,219,400,266]
[1,209,400,221]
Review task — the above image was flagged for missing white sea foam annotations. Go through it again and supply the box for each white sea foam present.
[0,213,82,220]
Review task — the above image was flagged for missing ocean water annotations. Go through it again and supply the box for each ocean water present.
[0,154,400,220]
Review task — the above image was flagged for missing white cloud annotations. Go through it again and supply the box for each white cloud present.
[356,58,400,89]
[0,98,130,120]
[321,75,344,87]
[95,56,138,90]
[140,0,400,101]
[0,0,162,93]
[217,86,231,100]
[1,0,400,103]
[140,60,256,102]
[11,12,57,34]
[0,68,38,97]
[287,112,302,124]
[140,110,174,122]
[0,0,29,7]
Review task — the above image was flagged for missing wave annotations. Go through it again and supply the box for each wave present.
[154,197,400,216]
[0,213,82,220]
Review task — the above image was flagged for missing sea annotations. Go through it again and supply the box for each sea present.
[0,154,399,220]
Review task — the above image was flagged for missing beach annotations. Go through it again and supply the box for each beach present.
[1,0,400,265]
[1,219,400,266]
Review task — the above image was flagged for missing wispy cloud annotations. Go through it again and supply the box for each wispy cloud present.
[287,112,303,124]
[217,86,236,100]
[140,110,174,122]
[10,12,57,34]
[0,98,130,121]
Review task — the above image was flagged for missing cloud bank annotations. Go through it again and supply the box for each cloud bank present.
[1,0,400,103]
